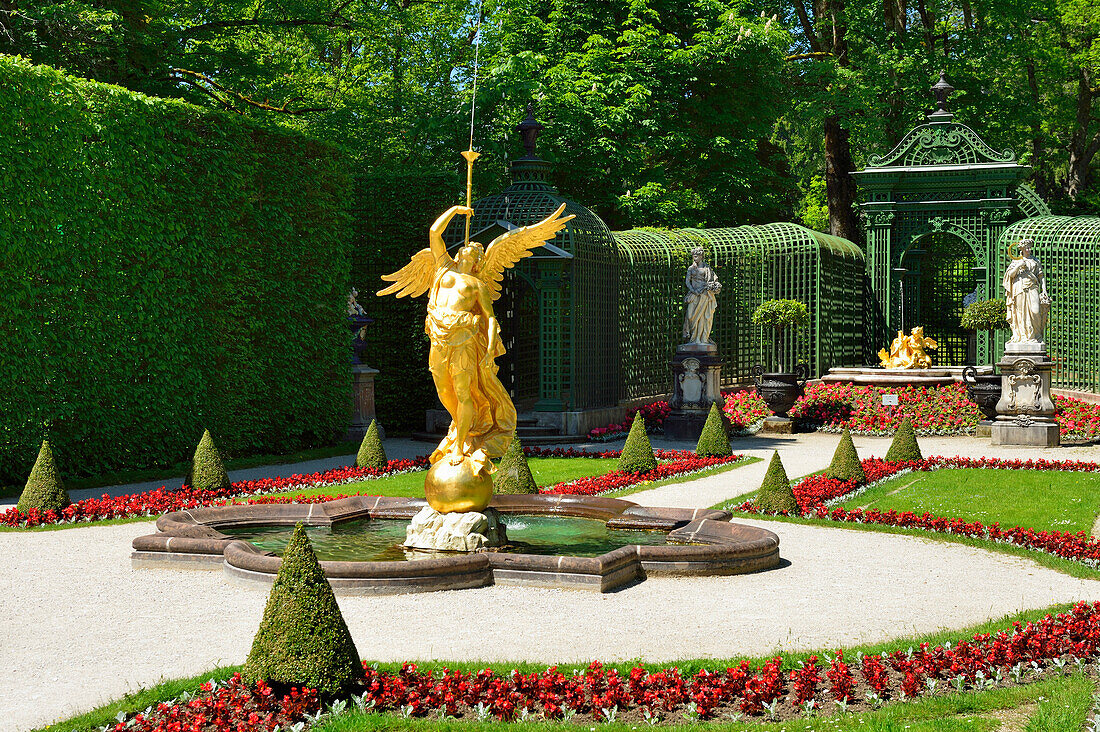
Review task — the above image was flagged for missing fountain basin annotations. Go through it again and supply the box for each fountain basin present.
[132,494,780,594]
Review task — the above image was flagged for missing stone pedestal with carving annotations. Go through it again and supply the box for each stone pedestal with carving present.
[347,363,380,441]
[991,348,1059,447]
[403,506,507,552]
[664,345,724,441]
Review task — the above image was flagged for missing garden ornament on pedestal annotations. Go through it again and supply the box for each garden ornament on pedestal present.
[752,299,809,422]
[993,239,1058,447]
[961,299,1008,421]
[681,247,722,348]
[376,145,573,549]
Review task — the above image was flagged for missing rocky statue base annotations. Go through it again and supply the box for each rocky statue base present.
[664,345,723,441]
[403,506,508,552]
[991,346,1059,447]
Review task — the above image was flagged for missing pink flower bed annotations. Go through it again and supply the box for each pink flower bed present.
[110,602,1100,728]
[2,448,742,528]
[736,455,1100,567]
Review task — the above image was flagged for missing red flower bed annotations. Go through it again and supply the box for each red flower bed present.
[736,455,1100,568]
[588,384,1100,441]
[111,603,1100,728]
[587,401,672,441]
[2,448,741,528]
[541,451,744,497]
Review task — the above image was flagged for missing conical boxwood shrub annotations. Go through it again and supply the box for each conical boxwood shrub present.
[825,430,865,482]
[618,412,658,474]
[695,403,732,457]
[356,419,387,470]
[242,524,362,694]
[185,429,231,492]
[16,440,70,514]
[495,435,538,494]
[756,451,798,514]
[885,416,923,462]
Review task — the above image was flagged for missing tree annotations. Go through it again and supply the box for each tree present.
[356,419,387,470]
[618,412,658,473]
[16,439,70,514]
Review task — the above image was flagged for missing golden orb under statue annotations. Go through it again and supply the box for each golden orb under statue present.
[424,457,494,514]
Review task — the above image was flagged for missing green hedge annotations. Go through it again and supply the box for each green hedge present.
[348,170,460,432]
[0,57,352,483]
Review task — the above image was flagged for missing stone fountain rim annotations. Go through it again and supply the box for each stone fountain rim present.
[131,494,781,594]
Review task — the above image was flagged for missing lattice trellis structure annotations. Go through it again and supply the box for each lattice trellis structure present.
[614,224,865,401]
[445,158,619,412]
[854,99,1043,366]
[996,217,1100,392]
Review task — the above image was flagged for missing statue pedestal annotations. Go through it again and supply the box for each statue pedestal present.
[403,506,507,552]
[346,364,380,441]
[664,345,723,441]
[991,347,1059,447]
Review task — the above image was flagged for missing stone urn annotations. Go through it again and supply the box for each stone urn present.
[962,365,1001,421]
[753,364,808,419]
[348,314,372,364]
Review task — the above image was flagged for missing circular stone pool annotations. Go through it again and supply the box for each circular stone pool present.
[224,515,679,562]
[132,494,780,594]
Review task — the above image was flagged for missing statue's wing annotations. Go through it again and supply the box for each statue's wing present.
[377,247,437,298]
[478,204,574,300]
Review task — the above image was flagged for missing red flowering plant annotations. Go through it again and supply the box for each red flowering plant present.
[586,401,672,441]
[106,602,1100,727]
[2,448,744,528]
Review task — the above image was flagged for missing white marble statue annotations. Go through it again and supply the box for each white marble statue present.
[682,247,721,345]
[1003,239,1051,347]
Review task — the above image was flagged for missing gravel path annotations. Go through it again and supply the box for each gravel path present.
[2,434,1097,731]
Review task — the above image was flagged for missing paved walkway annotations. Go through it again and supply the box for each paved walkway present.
[1,434,1097,731]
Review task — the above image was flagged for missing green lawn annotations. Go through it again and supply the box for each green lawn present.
[240,456,754,502]
[837,468,1100,533]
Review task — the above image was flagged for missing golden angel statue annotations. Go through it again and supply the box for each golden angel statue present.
[878,326,938,369]
[378,203,573,513]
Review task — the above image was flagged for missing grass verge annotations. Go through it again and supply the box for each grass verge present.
[836,468,1100,534]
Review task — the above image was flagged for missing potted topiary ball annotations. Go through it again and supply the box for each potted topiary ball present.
[960,298,1008,421]
[751,299,810,418]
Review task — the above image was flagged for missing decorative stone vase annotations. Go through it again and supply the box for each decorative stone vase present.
[348,314,372,364]
[753,364,808,419]
[962,366,1001,421]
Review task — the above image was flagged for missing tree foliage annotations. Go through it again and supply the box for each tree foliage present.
[961,299,1010,333]
[756,450,798,513]
[495,435,538,494]
[356,419,387,470]
[16,440,70,514]
[618,413,658,474]
[825,429,865,482]
[695,403,732,457]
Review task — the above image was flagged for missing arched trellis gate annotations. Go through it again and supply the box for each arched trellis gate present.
[853,100,1047,365]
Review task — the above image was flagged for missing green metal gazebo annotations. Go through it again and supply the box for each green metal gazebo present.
[854,74,1049,365]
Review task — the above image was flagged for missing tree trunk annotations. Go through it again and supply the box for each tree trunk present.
[824,115,860,241]
[1065,71,1100,201]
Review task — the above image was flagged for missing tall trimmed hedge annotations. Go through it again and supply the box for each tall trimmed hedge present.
[0,57,352,483]
[349,171,461,432]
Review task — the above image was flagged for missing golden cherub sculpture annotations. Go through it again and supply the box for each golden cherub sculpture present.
[377,201,573,513]
[878,326,938,369]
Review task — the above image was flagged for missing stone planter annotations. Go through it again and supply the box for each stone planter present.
[962,366,1001,421]
[753,364,808,419]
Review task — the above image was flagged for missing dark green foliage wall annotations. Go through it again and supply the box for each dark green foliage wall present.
[349,170,461,432]
[0,57,352,484]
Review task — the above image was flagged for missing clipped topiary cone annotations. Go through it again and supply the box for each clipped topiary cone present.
[356,419,387,470]
[695,403,732,457]
[756,451,799,514]
[16,439,70,514]
[618,412,658,474]
[242,523,362,694]
[825,429,865,482]
[885,416,923,462]
[186,429,231,492]
[495,435,538,494]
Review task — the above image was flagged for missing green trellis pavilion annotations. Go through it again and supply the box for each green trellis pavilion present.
[450,88,1099,433]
